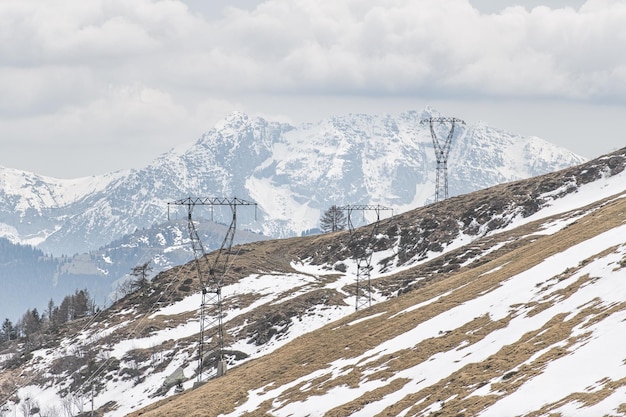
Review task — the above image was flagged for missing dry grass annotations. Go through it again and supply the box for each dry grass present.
[128,184,626,417]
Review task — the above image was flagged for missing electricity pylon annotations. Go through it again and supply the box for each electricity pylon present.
[168,197,257,382]
[420,117,465,202]
[339,204,393,310]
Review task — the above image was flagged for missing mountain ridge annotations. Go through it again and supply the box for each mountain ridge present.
[0,107,591,349]
[0,108,586,256]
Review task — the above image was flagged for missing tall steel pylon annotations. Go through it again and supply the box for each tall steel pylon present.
[339,204,393,310]
[420,117,465,202]
[168,197,257,382]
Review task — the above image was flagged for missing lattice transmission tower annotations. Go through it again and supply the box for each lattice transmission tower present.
[168,197,257,382]
[420,117,465,202]
[339,204,393,310]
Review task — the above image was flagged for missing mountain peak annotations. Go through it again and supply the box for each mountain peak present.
[1,108,587,257]
[226,109,250,123]
[419,104,444,119]
[211,110,249,130]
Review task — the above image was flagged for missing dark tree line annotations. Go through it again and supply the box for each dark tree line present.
[1,288,95,343]
[0,238,55,272]
[1,260,154,345]
[1,259,156,345]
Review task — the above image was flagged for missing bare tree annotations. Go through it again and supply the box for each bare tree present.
[60,397,73,417]
[19,397,35,417]
[41,405,60,417]
[71,395,84,416]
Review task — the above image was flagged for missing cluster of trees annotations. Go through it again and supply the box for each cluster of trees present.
[1,261,154,346]
[1,289,95,343]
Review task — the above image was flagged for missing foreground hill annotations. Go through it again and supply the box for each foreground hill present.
[0,148,623,417]
[132,148,626,416]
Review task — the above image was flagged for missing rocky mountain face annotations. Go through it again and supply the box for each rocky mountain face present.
[0,108,586,258]
[0,148,624,417]
[0,107,588,344]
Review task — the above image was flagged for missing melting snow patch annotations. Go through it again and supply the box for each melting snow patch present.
[346,312,386,326]
[149,293,201,318]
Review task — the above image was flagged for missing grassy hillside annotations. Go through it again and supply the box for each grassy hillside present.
[128,153,626,416]
[2,149,624,417]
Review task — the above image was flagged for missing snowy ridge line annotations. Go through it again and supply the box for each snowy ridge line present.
[0,110,596,326]
[1,108,586,257]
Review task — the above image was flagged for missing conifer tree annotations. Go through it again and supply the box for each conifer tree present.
[1,318,14,342]
[130,261,152,291]
[320,205,347,233]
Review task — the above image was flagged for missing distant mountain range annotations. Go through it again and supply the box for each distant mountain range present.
[0,107,586,256]
[0,107,587,320]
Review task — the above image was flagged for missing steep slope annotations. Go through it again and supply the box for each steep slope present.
[135,195,626,417]
[0,108,585,256]
[0,149,621,417]
[129,150,626,417]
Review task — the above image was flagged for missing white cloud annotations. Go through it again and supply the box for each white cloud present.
[0,0,624,177]
[168,0,626,99]
[4,0,626,100]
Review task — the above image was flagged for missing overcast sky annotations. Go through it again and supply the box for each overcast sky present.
[1,0,624,178]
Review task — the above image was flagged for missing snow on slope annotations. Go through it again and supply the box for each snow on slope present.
[0,167,124,211]
[1,154,619,417]
[344,227,626,417]
[0,167,125,246]
[216,160,626,417]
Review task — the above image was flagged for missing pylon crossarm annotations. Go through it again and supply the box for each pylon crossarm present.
[338,204,393,234]
[171,197,256,207]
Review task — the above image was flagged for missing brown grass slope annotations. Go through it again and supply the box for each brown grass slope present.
[3,149,623,415]
[128,149,626,417]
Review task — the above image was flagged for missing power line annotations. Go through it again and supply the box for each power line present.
[420,117,465,202]
[338,204,393,310]
[168,197,257,383]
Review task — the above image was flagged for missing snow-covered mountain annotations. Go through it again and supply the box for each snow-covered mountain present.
[0,107,588,323]
[0,108,586,257]
[1,148,624,417]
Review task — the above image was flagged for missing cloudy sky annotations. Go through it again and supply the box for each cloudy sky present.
[1,0,624,178]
